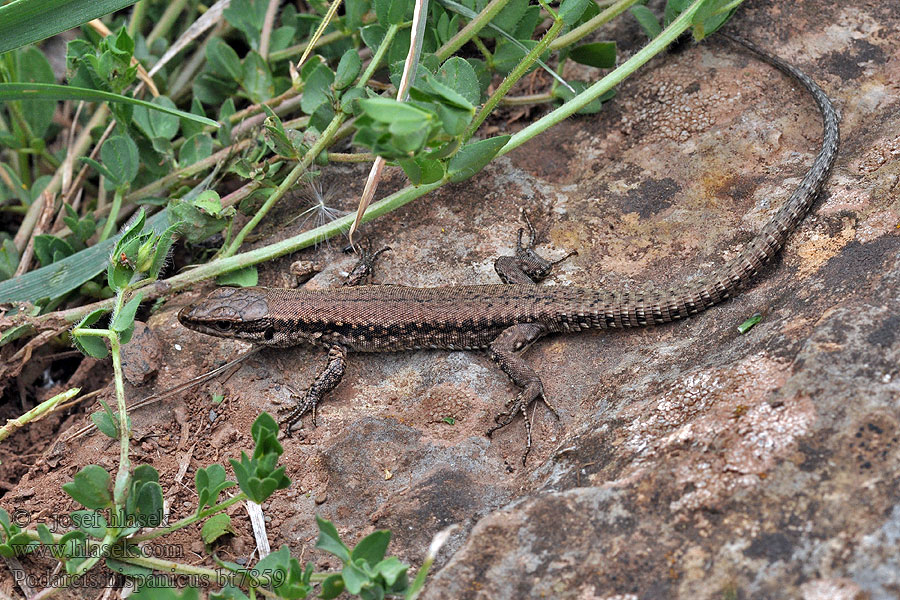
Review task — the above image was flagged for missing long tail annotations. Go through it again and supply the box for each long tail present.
[607,33,840,328]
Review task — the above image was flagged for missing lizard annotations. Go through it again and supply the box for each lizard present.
[178,33,840,464]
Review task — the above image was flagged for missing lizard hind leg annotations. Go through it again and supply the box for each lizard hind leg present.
[494,211,577,285]
[485,323,557,465]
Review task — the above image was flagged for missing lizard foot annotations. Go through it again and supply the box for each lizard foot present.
[495,209,577,284]
[343,242,391,287]
[485,381,557,465]
[279,384,320,435]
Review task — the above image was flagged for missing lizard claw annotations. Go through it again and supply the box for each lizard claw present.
[343,242,392,287]
[485,381,552,465]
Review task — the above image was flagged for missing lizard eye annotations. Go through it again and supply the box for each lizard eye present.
[214,321,233,332]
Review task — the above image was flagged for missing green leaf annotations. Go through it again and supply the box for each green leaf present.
[72,313,110,357]
[128,472,163,529]
[334,49,362,90]
[341,560,371,594]
[398,157,444,185]
[315,515,350,563]
[181,97,207,140]
[262,107,300,159]
[91,401,120,438]
[558,0,592,26]
[0,84,219,127]
[300,62,335,115]
[737,312,763,334]
[357,98,431,124]
[319,574,345,599]
[145,224,179,280]
[0,0,141,54]
[33,234,74,267]
[14,46,57,138]
[216,266,258,287]
[70,510,107,538]
[690,0,737,39]
[374,0,409,25]
[179,133,214,166]
[206,37,243,82]
[80,156,118,185]
[62,465,112,510]
[360,24,387,51]
[112,293,142,334]
[0,238,20,282]
[133,96,181,141]
[351,530,391,566]
[629,5,662,39]
[483,0,529,39]
[101,135,140,188]
[569,42,617,69]
[195,464,236,512]
[218,98,236,146]
[493,38,540,75]
[373,556,408,587]
[169,195,232,243]
[447,135,510,182]
[241,51,274,103]
[224,0,266,49]
[436,57,480,107]
[201,513,234,545]
[36,524,54,546]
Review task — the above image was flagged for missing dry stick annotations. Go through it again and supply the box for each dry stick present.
[258,0,281,58]
[62,349,259,441]
[51,119,117,237]
[13,189,56,277]
[349,0,429,242]
[12,107,108,254]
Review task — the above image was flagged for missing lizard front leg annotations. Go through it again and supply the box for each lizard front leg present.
[281,344,347,434]
[281,245,387,434]
[486,323,556,465]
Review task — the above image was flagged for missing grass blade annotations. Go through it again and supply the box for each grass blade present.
[0,0,138,54]
[0,83,219,127]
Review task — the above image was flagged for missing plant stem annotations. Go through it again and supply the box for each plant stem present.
[222,113,346,257]
[127,0,148,40]
[129,493,246,542]
[500,92,555,106]
[146,0,189,45]
[502,0,710,156]
[463,13,565,142]
[435,0,511,61]
[98,188,123,242]
[549,0,640,50]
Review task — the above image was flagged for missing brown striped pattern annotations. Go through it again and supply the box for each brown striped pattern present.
[179,35,839,353]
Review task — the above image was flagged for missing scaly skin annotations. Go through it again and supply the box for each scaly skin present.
[178,34,840,462]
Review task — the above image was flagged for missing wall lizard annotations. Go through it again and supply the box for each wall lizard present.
[178,34,840,463]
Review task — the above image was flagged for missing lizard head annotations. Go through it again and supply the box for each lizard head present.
[178,286,281,345]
